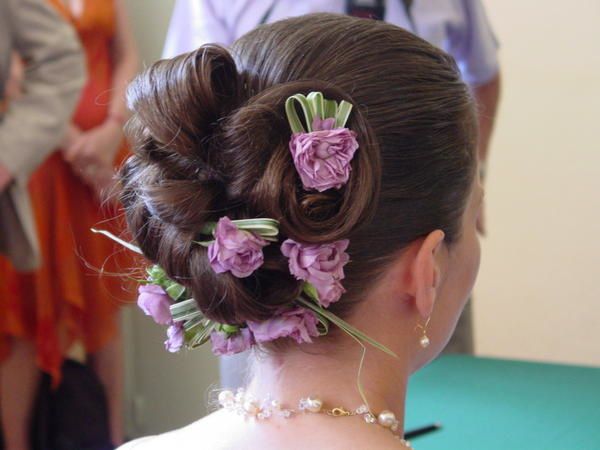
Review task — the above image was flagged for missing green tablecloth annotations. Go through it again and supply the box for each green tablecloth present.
[405,355,600,449]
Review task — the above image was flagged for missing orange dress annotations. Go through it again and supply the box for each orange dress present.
[0,0,133,386]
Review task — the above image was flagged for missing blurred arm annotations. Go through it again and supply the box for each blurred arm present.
[162,0,232,58]
[107,0,139,125]
[0,0,86,190]
[453,0,501,168]
[473,71,500,166]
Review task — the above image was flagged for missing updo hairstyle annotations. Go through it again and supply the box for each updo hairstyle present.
[119,14,477,331]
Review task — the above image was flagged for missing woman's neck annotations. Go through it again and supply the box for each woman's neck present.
[245,336,412,435]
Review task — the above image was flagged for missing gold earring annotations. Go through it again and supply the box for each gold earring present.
[416,317,431,348]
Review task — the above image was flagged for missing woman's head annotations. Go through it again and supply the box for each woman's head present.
[120,14,479,358]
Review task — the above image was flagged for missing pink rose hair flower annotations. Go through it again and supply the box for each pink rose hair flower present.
[210,327,255,356]
[281,239,350,308]
[164,322,185,353]
[138,284,185,352]
[208,217,269,278]
[247,307,320,344]
[289,117,359,192]
[137,284,173,325]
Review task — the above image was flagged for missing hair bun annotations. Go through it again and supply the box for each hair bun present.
[220,79,382,243]
[120,65,382,324]
[120,46,315,325]
[122,45,243,238]
[119,14,477,339]
[127,44,241,157]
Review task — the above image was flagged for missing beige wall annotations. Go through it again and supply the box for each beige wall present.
[122,0,600,437]
[474,0,600,367]
[125,0,174,62]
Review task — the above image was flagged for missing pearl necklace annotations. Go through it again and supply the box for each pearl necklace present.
[218,388,414,449]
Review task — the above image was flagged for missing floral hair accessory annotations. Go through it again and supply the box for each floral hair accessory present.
[281,239,350,308]
[286,92,359,192]
[208,217,268,278]
[196,217,280,278]
[210,326,255,356]
[165,322,185,353]
[137,284,173,326]
[93,224,396,358]
[247,307,323,344]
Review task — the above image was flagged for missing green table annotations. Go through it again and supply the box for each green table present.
[405,355,600,449]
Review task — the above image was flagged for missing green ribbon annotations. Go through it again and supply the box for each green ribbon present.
[184,318,217,349]
[297,294,399,359]
[146,265,187,301]
[170,298,203,323]
[285,91,354,133]
[91,228,143,255]
[196,218,280,247]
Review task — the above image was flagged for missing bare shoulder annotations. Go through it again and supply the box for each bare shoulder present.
[118,410,409,450]
[117,410,238,450]
[117,436,157,450]
[356,434,408,450]
[116,421,202,449]
[118,432,188,450]
[341,430,411,450]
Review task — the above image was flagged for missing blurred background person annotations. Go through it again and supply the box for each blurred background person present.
[0,0,84,270]
[162,0,500,387]
[0,0,138,447]
[163,1,500,199]
[0,0,85,449]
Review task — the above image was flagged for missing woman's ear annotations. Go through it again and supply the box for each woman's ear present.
[410,230,446,319]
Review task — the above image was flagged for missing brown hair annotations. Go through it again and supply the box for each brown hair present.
[119,14,477,329]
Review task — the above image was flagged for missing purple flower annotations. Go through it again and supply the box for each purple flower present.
[281,239,350,307]
[164,322,185,353]
[210,328,255,356]
[208,217,269,278]
[289,118,359,192]
[248,307,320,344]
[313,117,336,131]
[137,284,173,325]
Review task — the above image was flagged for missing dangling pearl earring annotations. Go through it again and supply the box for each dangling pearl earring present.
[416,317,431,348]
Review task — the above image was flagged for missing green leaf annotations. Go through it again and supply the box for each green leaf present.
[219,324,240,335]
[170,298,203,323]
[307,91,325,121]
[286,92,354,134]
[187,321,218,349]
[324,99,337,119]
[297,297,398,359]
[285,94,314,133]
[195,218,280,247]
[285,97,305,133]
[172,310,203,323]
[183,317,214,347]
[91,228,143,255]
[195,221,217,246]
[193,239,213,248]
[165,281,186,301]
[201,222,216,235]
[335,100,354,128]
[315,314,330,336]
[146,265,166,284]
[182,316,207,332]
[144,265,187,301]
[302,282,319,302]
[234,218,280,237]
